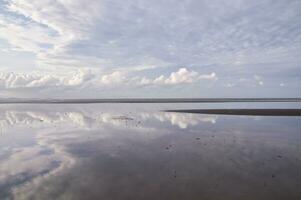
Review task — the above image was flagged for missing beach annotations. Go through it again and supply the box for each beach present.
[0,103,301,199]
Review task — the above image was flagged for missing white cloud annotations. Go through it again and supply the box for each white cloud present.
[140,68,217,85]
[0,69,93,89]
[0,68,216,94]
[163,68,216,85]
[64,69,94,86]
[100,71,127,85]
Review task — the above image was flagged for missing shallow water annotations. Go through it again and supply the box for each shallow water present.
[0,103,301,200]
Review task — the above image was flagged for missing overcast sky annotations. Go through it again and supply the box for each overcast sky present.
[0,0,300,98]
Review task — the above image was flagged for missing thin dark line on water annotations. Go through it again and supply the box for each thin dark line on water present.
[164,109,301,116]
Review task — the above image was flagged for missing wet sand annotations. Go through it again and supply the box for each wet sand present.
[1,104,301,199]
[165,109,301,116]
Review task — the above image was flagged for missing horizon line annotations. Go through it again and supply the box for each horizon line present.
[1,98,301,104]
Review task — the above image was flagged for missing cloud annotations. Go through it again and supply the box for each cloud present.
[7,0,102,45]
[0,18,55,53]
[0,68,216,93]
[0,0,301,97]
[163,68,216,85]
[1,0,300,71]
[0,0,103,70]
[101,68,217,87]
[0,69,93,89]
[140,68,217,85]
[101,71,127,85]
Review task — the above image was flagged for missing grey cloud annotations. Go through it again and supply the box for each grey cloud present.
[1,0,301,70]
[0,0,300,97]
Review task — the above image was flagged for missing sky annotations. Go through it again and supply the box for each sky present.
[0,0,300,98]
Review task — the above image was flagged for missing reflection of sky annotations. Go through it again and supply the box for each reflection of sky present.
[0,104,301,199]
[0,104,218,130]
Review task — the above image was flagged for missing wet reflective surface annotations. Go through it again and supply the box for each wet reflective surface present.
[0,104,301,200]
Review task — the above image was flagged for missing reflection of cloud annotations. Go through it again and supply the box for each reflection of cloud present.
[0,110,119,129]
[141,112,217,129]
[0,109,217,130]
[0,105,300,199]
[0,106,218,197]
[0,110,86,129]
[0,137,75,198]
[0,147,57,184]
[6,117,301,200]
[9,134,76,198]
[0,107,155,198]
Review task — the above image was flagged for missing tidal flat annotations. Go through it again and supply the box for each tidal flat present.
[0,103,301,200]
